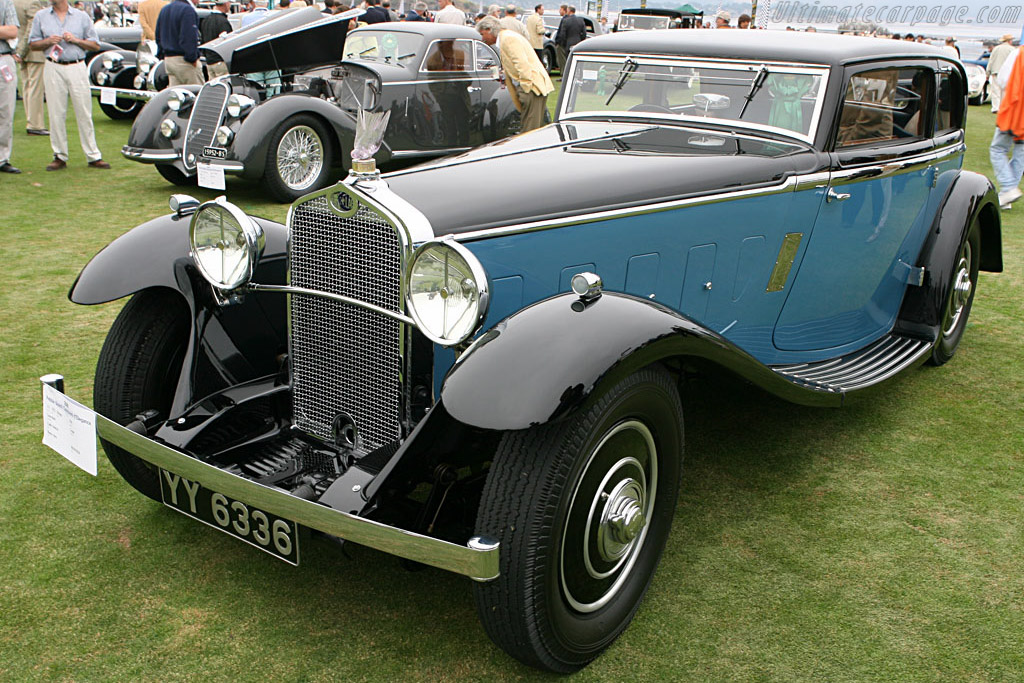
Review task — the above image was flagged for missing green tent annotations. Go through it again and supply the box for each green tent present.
[676,3,703,14]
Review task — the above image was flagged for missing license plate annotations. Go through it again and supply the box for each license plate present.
[202,146,227,159]
[159,469,299,565]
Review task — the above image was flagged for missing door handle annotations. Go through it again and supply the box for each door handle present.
[826,187,851,203]
[467,86,482,93]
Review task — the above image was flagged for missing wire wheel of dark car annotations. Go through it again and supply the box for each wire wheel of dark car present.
[93,289,190,501]
[265,115,334,203]
[930,218,980,366]
[99,97,142,120]
[473,367,683,672]
[155,163,196,187]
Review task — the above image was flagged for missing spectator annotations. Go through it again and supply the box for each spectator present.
[0,0,18,173]
[278,0,290,7]
[714,10,730,27]
[737,12,750,28]
[990,43,1024,207]
[137,0,166,42]
[554,3,582,72]
[499,5,529,39]
[988,34,1015,113]
[14,0,48,137]
[200,0,231,77]
[487,3,500,17]
[381,0,398,20]
[28,0,109,170]
[475,14,552,132]
[904,33,915,41]
[363,0,390,22]
[942,36,959,58]
[240,0,269,26]
[156,0,203,85]
[403,1,427,20]
[434,0,463,24]
[322,0,336,14]
[526,3,544,62]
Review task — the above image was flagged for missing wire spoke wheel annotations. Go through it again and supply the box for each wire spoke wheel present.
[276,125,324,190]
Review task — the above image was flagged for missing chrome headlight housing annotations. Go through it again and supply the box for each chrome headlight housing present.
[190,198,265,291]
[166,88,194,112]
[137,40,157,74]
[214,125,234,146]
[97,71,108,85]
[101,51,123,71]
[159,118,179,138]
[406,239,489,346]
[226,94,255,118]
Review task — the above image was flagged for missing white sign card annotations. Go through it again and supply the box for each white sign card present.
[197,162,226,190]
[100,87,117,105]
[41,383,98,476]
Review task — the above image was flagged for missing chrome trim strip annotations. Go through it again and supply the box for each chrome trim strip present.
[94,414,500,580]
[390,147,470,158]
[90,86,156,101]
[121,145,179,162]
[248,282,416,325]
[793,171,831,191]
[453,175,798,242]
[831,143,965,186]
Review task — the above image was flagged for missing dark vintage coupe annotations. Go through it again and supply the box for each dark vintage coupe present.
[57,30,1001,672]
[120,9,521,201]
[614,7,704,30]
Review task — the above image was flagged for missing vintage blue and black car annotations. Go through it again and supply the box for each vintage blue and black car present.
[120,10,521,201]
[61,30,1001,672]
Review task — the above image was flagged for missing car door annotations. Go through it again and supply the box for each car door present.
[472,40,509,145]
[774,62,938,353]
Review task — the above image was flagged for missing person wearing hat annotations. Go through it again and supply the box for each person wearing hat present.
[715,10,730,27]
[988,34,1016,114]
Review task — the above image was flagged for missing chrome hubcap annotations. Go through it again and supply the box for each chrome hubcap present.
[277,125,323,191]
[561,420,657,613]
[942,241,973,338]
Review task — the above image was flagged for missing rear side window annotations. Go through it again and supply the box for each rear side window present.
[935,68,964,135]
[837,66,931,147]
[421,39,474,72]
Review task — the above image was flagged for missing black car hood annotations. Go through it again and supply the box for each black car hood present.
[383,121,827,237]
[203,7,357,73]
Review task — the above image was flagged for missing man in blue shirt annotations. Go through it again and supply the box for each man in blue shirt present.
[0,0,20,173]
[156,0,202,86]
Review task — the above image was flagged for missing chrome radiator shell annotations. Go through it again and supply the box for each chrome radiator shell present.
[182,82,229,171]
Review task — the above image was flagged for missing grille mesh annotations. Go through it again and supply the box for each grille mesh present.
[183,82,228,170]
[289,193,404,450]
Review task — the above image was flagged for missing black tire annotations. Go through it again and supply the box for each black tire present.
[263,114,334,203]
[929,218,980,366]
[544,46,558,75]
[94,290,190,501]
[474,367,683,672]
[155,163,195,187]
[99,98,143,120]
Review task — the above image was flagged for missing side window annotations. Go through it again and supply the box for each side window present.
[421,39,473,72]
[475,41,499,71]
[935,68,964,135]
[837,66,930,148]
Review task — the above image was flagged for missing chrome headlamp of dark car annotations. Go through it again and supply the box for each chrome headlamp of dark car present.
[407,239,489,346]
[225,94,255,118]
[166,89,195,112]
[137,40,158,76]
[189,198,265,290]
[101,51,124,71]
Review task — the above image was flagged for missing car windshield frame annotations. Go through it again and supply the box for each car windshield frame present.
[558,53,831,145]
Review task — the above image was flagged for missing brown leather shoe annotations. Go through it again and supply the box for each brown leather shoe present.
[88,159,111,169]
[46,157,67,171]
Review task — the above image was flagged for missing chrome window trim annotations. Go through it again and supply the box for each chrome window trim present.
[830,142,964,187]
[559,53,831,145]
[417,38,476,73]
[383,77,481,86]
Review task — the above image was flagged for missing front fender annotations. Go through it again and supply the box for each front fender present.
[232,95,357,179]
[896,169,1002,335]
[440,292,843,432]
[126,86,200,152]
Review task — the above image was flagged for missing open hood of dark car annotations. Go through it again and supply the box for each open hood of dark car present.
[203,7,360,73]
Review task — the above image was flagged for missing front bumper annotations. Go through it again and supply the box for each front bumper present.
[121,145,245,174]
[96,413,500,581]
[91,85,156,102]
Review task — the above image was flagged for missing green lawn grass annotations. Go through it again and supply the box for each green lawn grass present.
[1,99,1021,681]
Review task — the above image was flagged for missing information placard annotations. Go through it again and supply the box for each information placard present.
[197,162,226,190]
[41,383,97,476]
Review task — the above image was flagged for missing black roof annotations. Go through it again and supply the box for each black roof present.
[348,22,481,41]
[579,29,957,68]
[619,8,701,17]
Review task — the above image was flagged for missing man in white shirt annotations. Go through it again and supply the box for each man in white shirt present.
[990,44,1024,207]
[433,0,464,24]
[987,35,1016,113]
[499,4,529,39]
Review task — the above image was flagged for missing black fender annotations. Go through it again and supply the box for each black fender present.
[88,50,136,86]
[896,169,1002,338]
[232,94,359,179]
[126,85,202,156]
[440,291,844,432]
[69,212,290,413]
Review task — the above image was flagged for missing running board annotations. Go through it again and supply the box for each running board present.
[771,334,933,393]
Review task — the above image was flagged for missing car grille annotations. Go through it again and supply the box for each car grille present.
[288,192,405,451]
[183,81,228,171]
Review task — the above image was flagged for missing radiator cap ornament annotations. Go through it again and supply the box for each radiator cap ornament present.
[350,108,391,176]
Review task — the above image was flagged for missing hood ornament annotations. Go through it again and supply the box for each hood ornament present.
[350,108,390,177]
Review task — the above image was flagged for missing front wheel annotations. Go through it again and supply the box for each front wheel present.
[99,97,143,120]
[263,115,334,203]
[155,163,195,187]
[929,218,980,366]
[474,367,683,672]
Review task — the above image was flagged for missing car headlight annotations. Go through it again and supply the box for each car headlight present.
[166,88,194,111]
[190,199,265,291]
[139,59,153,75]
[226,94,255,118]
[133,73,146,89]
[101,52,123,71]
[160,118,179,138]
[97,71,108,85]
[406,240,489,346]
[214,125,234,146]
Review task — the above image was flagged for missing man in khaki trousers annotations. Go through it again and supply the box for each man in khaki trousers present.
[14,0,47,135]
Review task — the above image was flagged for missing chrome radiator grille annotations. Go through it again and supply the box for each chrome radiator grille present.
[183,82,228,171]
[288,193,405,450]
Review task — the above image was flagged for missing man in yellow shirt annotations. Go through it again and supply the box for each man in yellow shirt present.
[476,15,553,133]
[525,3,545,63]
[138,0,167,42]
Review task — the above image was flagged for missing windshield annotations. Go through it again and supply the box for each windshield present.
[561,56,829,142]
[343,30,422,66]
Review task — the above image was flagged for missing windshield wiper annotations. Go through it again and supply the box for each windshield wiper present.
[606,58,639,106]
[738,64,769,119]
